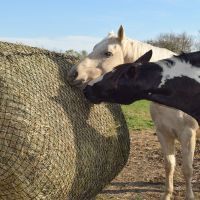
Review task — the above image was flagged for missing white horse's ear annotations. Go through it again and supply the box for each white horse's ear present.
[118,25,125,42]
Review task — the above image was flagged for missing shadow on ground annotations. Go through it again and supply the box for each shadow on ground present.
[96,131,200,200]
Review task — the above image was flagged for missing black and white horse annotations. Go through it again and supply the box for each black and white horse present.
[84,50,200,124]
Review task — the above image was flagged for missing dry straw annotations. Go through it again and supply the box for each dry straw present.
[0,41,130,200]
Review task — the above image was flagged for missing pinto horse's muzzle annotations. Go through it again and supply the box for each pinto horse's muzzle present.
[83,86,102,104]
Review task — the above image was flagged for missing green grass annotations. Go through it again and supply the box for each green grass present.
[121,100,154,131]
[134,195,143,200]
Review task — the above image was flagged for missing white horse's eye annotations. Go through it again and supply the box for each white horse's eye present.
[104,51,113,58]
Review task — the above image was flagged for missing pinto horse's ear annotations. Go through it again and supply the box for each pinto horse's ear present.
[118,25,125,42]
[134,50,153,64]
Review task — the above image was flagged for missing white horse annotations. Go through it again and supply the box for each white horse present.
[68,26,199,200]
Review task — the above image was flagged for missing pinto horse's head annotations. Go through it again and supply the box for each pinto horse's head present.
[67,26,126,88]
[83,50,153,104]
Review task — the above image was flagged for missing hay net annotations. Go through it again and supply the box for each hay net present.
[0,42,130,200]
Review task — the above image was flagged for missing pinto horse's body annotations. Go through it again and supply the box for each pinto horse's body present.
[68,26,199,200]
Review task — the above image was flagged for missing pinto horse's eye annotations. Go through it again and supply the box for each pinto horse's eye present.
[104,51,113,58]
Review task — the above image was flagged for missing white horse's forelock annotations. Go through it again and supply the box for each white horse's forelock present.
[108,31,116,38]
[93,32,118,51]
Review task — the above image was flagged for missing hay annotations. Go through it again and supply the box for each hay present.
[0,42,130,200]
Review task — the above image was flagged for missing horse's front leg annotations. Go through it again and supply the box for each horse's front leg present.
[180,128,196,200]
[157,131,175,200]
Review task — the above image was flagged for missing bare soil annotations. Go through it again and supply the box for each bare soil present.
[96,131,200,200]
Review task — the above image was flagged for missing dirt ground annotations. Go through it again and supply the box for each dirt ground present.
[96,131,200,200]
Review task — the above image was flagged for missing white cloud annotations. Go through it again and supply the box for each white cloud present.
[0,36,101,52]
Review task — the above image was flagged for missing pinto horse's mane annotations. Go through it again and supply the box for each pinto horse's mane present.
[174,51,200,67]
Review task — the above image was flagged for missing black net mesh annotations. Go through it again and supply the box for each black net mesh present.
[0,42,130,200]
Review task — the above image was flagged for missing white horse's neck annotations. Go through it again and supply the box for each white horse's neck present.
[121,37,175,63]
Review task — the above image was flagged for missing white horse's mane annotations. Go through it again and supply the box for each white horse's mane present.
[101,32,176,62]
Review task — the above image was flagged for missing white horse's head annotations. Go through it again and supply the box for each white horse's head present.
[68,26,126,88]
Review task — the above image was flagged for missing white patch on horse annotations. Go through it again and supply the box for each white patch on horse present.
[88,75,104,86]
[158,57,200,87]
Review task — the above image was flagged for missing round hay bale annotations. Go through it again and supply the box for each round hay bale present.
[0,42,130,200]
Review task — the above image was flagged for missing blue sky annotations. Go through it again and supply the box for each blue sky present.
[0,0,199,51]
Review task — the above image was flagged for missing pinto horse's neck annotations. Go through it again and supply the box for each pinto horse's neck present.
[121,38,175,63]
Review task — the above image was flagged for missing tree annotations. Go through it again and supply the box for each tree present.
[80,50,88,58]
[194,31,200,51]
[65,49,80,57]
[146,32,194,53]
[65,49,88,59]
